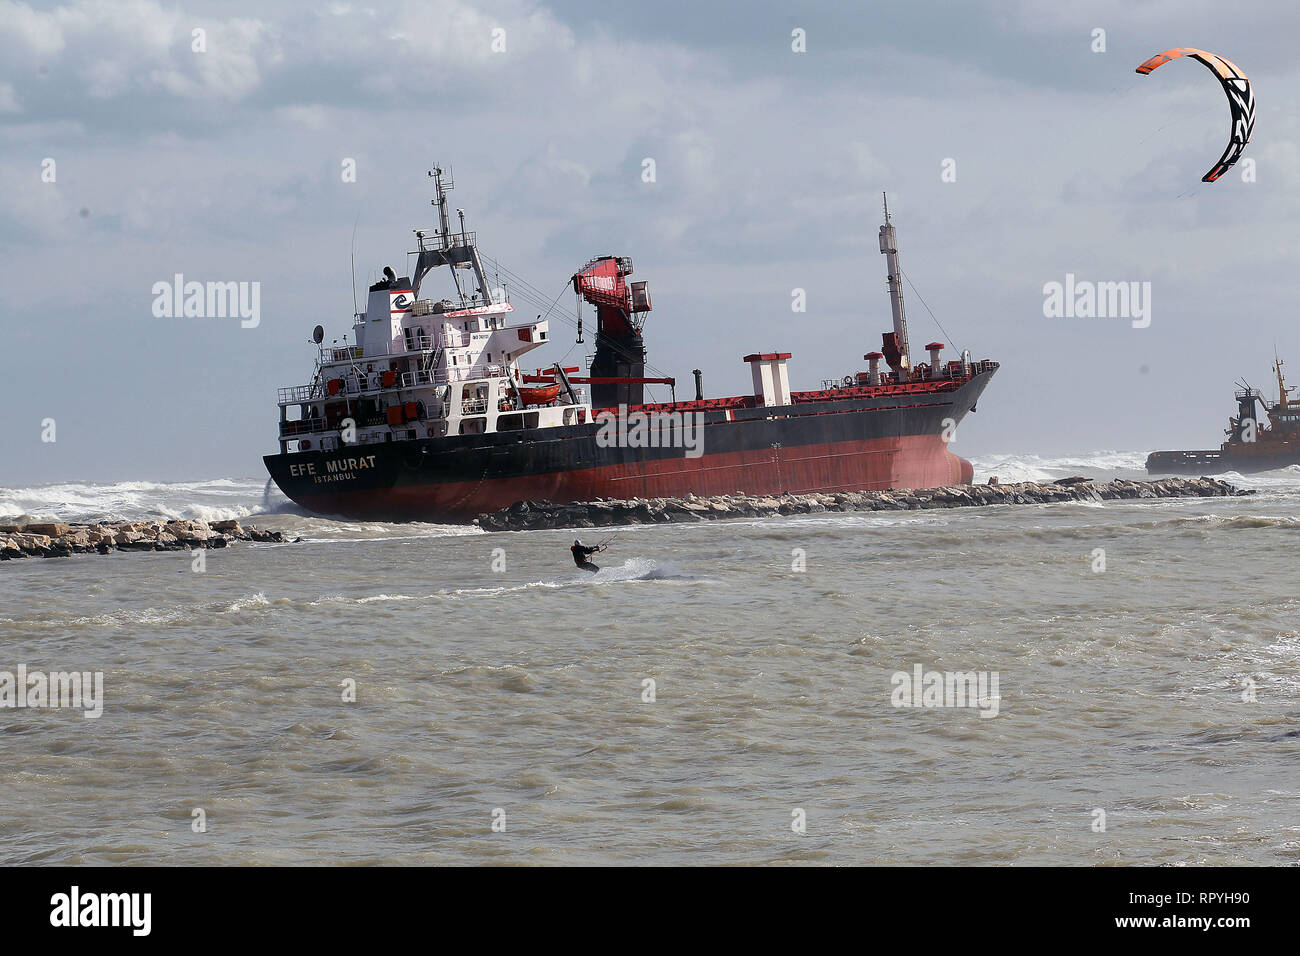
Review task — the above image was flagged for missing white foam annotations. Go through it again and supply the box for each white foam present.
[0,476,282,523]
[225,592,270,612]
[587,557,700,583]
[968,452,1300,496]
[968,450,1149,484]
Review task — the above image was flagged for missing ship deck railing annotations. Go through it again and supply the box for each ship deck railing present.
[399,368,442,389]
[316,333,471,370]
[314,322,536,372]
[279,364,515,407]
[601,360,999,417]
[279,418,332,438]
[278,384,327,404]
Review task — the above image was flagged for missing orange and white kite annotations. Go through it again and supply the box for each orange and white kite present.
[1136,47,1255,183]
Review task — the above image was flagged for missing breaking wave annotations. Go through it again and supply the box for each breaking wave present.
[969,452,1300,495]
[0,477,292,524]
[968,451,1148,484]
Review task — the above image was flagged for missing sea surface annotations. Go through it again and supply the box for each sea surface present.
[3,452,1299,865]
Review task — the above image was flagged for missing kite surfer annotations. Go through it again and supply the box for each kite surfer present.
[571,538,609,573]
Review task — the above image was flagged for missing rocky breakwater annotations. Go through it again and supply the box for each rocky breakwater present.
[1,518,293,561]
[475,476,1249,532]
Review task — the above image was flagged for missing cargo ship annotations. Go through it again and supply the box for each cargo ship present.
[264,168,999,521]
[1147,358,1300,475]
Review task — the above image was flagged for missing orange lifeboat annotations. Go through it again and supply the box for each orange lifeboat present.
[517,383,561,406]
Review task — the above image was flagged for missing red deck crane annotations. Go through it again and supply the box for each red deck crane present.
[570,256,662,407]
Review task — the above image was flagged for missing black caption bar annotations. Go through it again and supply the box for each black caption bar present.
[0,866,1285,943]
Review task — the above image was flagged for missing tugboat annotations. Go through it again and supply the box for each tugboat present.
[1147,358,1300,474]
[264,168,999,521]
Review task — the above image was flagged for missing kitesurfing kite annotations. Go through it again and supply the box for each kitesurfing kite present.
[1135,47,1255,182]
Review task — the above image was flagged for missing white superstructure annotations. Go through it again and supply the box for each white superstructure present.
[276,167,591,454]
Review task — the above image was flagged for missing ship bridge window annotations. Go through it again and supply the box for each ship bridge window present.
[497,412,539,432]
[459,417,486,435]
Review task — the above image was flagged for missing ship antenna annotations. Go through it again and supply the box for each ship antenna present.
[350,211,360,317]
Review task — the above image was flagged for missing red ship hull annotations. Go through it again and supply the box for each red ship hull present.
[275,432,973,521]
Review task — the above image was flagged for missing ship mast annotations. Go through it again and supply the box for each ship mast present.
[411,165,492,306]
[1276,356,1290,413]
[878,193,911,371]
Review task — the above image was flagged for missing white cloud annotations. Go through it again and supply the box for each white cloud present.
[0,0,275,102]
[1,0,1299,482]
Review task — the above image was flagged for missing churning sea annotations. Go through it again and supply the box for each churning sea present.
[2,452,1298,865]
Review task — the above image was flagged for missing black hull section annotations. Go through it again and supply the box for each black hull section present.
[266,370,995,521]
[1147,449,1300,475]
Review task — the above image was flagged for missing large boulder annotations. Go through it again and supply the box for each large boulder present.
[24,522,69,537]
[62,530,93,549]
[168,519,215,542]
[13,533,52,554]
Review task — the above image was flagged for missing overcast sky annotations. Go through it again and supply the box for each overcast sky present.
[2,0,1297,485]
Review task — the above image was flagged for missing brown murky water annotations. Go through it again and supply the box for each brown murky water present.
[3,456,1299,864]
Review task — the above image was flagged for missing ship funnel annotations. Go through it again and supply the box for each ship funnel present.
[362,274,414,357]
